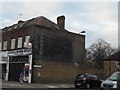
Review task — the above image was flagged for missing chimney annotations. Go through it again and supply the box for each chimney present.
[18,20,24,24]
[57,15,65,29]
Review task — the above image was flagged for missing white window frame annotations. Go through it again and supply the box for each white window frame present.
[3,41,7,50]
[17,37,22,48]
[25,35,30,43]
[11,39,15,49]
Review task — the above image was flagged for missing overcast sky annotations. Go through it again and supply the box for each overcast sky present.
[0,1,119,48]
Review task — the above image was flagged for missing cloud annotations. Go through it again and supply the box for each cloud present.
[66,2,118,48]
[19,2,60,20]
[1,2,25,27]
[1,2,60,27]
[0,2,118,48]
[85,2,118,22]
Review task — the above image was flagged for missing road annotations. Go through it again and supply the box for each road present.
[1,81,100,90]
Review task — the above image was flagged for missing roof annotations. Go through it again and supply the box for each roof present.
[1,16,85,37]
[104,51,120,61]
[2,16,59,32]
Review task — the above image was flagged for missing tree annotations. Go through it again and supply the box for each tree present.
[86,39,116,68]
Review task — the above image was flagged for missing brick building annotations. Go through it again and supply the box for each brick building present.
[0,15,85,83]
[104,51,120,78]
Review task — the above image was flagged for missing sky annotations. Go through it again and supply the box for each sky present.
[0,0,119,48]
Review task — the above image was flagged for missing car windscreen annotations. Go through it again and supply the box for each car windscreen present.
[76,74,88,79]
[77,74,91,79]
[108,73,117,81]
[77,74,85,79]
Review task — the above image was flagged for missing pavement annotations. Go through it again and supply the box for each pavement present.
[1,80,101,90]
[1,80,74,88]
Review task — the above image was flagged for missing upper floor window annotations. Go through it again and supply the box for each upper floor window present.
[11,39,15,49]
[3,41,7,50]
[17,37,22,48]
[25,35,30,43]
[0,42,2,51]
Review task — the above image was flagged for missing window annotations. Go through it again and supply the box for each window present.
[8,27,12,31]
[14,25,18,29]
[3,41,7,50]
[25,35,30,43]
[0,42,2,51]
[24,35,32,48]
[17,37,22,48]
[87,74,93,78]
[19,23,24,27]
[11,39,15,49]
[92,74,99,79]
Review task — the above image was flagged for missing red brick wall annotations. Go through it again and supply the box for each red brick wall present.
[104,61,118,77]
[32,61,85,83]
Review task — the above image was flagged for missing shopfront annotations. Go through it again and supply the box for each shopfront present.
[5,49,32,83]
[0,51,8,80]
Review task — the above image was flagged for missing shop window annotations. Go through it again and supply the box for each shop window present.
[11,39,15,49]
[3,41,7,50]
[17,37,22,48]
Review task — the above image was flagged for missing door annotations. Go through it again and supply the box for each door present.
[9,63,24,81]
[2,64,6,80]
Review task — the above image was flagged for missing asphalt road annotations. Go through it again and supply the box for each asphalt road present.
[1,81,100,90]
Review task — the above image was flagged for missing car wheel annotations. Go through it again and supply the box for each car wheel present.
[86,83,90,89]
[74,83,79,88]
[74,84,79,88]
[75,85,79,88]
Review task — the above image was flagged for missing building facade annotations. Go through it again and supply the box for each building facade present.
[0,15,85,83]
[104,51,120,78]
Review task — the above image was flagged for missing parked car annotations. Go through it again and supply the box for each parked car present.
[100,72,120,90]
[74,73,102,89]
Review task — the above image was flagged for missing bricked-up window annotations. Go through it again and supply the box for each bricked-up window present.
[17,37,22,48]
[25,35,30,43]
[0,42,2,51]
[11,39,15,49]
[3,41,7,50]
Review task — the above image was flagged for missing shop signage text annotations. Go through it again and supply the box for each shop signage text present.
[8,49,32,56]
